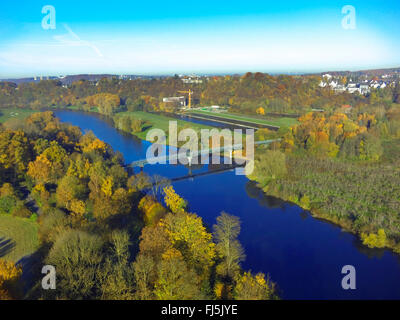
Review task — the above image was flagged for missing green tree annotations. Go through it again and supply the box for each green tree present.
[248,150,287,188]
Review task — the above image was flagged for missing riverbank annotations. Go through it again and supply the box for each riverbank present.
[53,108,400,257]
[246,154,400,255]
[114,111,216,140]
[69,107,400,256]
[53,109,400,299]
[5,108,400,264]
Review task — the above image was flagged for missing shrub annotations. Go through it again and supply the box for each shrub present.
[12,202,32,218]
[0,196,16,214]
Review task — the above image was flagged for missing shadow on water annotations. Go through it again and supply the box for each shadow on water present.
[245,180,286,209]
[0,237,16,258]
[244,180,400,260]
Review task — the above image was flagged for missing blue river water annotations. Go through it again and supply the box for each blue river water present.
[55,110,400,300]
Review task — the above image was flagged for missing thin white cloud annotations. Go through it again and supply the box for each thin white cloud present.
[0,19,397,77]
[53,24,104,57]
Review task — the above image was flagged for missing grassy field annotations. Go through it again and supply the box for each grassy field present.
[0,108,36,123]
[188,109,298,128]
[116,111,216,140]
[0,215,39,263]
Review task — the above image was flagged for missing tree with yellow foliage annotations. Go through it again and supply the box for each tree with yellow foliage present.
[27,154,52,184]
[361,229,387,248]
[234,271,276,300]
[256,107,265,115]
[154,249,203,300]
[138,195,166,225]
[79,132,108,155]
[159,210,216,276]
[163,185,187,214]
[28,142,67,184]
[0,260,22,300]
[82,138,108,154]
[85,93,121,115]
[101,176,114,197]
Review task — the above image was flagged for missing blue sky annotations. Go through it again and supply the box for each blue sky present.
[0,0,399,77]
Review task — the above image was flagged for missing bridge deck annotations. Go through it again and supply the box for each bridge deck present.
[129,139,280,167]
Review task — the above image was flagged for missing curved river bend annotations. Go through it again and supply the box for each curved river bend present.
[55,110,400,300]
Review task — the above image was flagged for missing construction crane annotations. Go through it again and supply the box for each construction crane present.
[178,89,193,108]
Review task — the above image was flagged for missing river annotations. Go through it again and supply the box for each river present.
[55,110,400,300]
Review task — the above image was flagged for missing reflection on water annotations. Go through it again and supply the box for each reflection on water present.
[245,180,286,209]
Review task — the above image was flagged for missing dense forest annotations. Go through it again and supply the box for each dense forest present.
[2,72,398,116]
[0,112,277,300]
[250,104,400,251]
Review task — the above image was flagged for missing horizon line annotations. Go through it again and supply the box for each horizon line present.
[1,66,400,81]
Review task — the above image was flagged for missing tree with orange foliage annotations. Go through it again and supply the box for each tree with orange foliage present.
[256,107,265,115]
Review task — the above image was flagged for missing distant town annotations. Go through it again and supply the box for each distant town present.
[318,72,398,95]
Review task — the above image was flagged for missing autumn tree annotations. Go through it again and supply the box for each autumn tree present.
[213,212,245,279]
[56,175,87,210]
[248,150,287,188]
[138,195,167,226]
[234,272,276,300]
[133,254,155,300]
[361,229,387,248]
[0,260,22,300]
[159,210,216,277]
[256,107,265,115]
[154,249,204,300]
[86,93,121,116]
[45,230,105,299]
[163,185,187,213]
[99,231,134,300]
[0,130,31,181]
[127,172,151,193]
[28,142,67,184]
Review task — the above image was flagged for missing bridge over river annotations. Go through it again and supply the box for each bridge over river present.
[129,139,280,169]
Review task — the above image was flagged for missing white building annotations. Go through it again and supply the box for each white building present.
[319,80,327,88]
[163,96,186,106]
[334,84,346,93]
